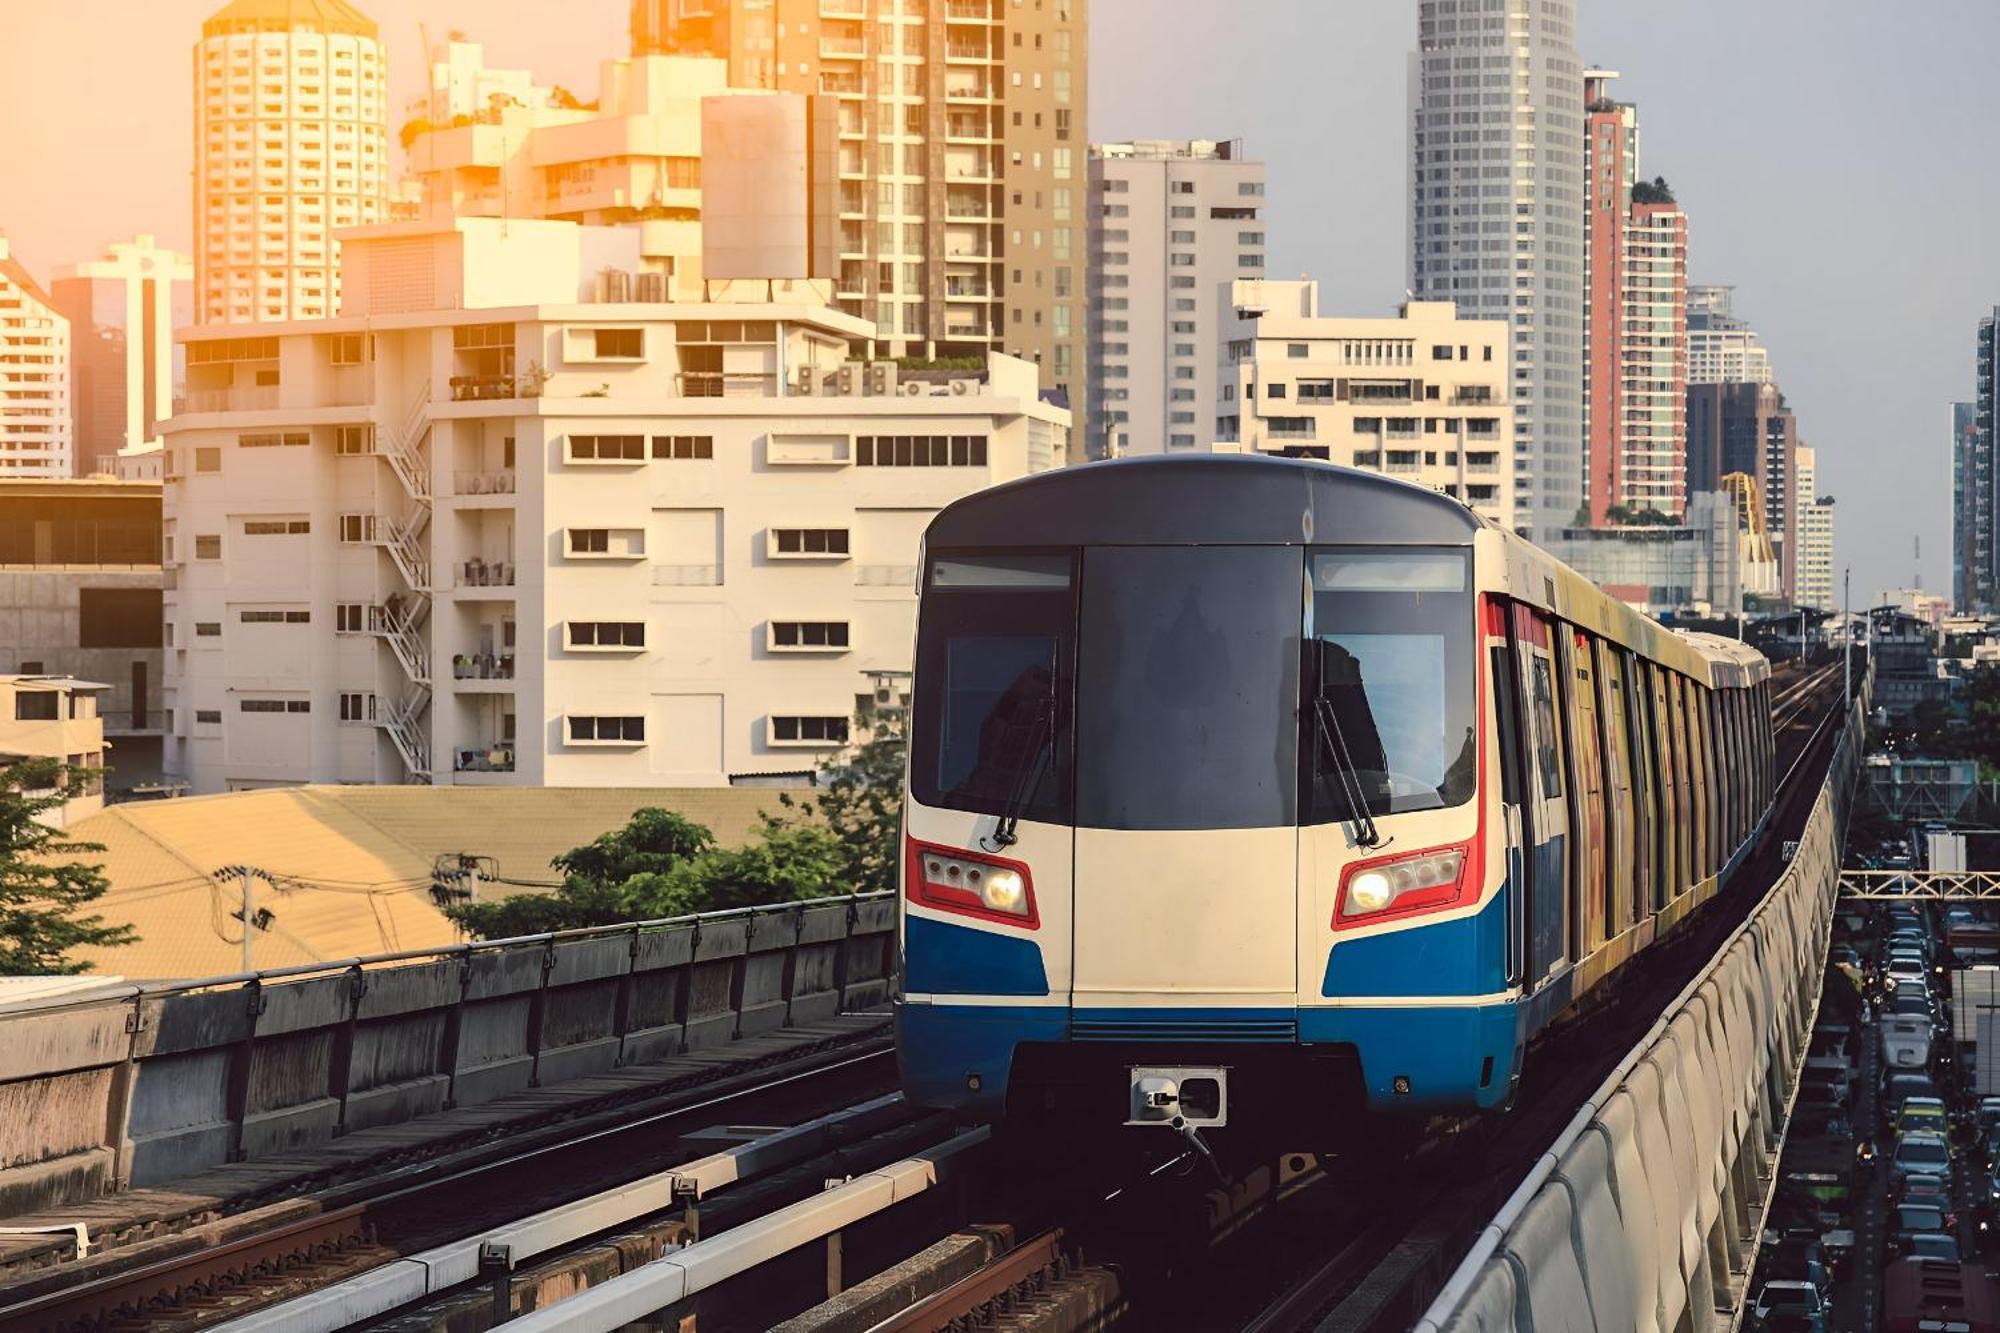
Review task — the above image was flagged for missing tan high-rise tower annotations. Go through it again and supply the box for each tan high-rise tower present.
[634,0,1087,404]
[194,0,389,324]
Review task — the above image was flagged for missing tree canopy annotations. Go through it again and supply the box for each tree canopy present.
[0,758,134,974]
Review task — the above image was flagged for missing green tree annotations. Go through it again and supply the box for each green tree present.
[444,808,713,939]
[0,758,134,973]
[781,701,906,896]
[623,816,848,919]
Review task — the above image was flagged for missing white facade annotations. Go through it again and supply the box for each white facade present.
[1412,0,1585,539]
[409,39,550,125]
[195,0,390,324]
[53,235,195,478]
[1087,139,1266,459]
[1687,284,1774,386]
[1218,283,1514,526]
[0,676,108,829]
[0,236,72,477]
[1796,444,1835,611]
[160,219,1068,794]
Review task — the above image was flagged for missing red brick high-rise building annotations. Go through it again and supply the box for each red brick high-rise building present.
[1583,71,1688,526]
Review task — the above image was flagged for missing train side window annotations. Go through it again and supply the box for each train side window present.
[1596,640,1634,933]
[1529,655,1563,800]
[1670,674,1695,893]
[1620,651,1654,921]
[1491,641,1526,806]
[1656,667,1683,904]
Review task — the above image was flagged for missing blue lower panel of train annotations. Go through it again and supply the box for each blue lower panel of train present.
[896,997,1522,1118]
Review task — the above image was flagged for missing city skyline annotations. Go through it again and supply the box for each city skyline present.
[0,0,1989,598]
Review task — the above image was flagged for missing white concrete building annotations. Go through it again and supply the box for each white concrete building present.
[1687,285,1774,386]
[53,235,194,479]
[0,236,72,477]
[195,0,389,324]
[1087,139,1266,459]
[0,676,108,828]
[1412,0,1585,540]
[160,218,1068,794]
[1796,444,1836,611]
[1218,281,1514,525]
[408,38,550,126]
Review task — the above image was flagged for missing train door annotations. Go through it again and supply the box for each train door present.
[1070,546,1301,1009]
[1511,605,1570,984]
[1565,630,1608,955]
[1595,640,1636,936]
[1489,600,1530,987]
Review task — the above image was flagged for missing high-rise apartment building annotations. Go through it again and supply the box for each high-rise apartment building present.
[1086,139,1265,458]
[1687,284,1773,386]
[632,0,1087,405]
[0,236,73,477]
[161,219,1068,792]
[52,236,195,478]
[194,0,389,324]
[1412,0,1585,539]
[1794,444,1835,612]
[1582,71,1688,523]
[1954,399,1985,613]
[1966,312,2000,615]
[1216,281,1514,526]
[1687,381,1798,602]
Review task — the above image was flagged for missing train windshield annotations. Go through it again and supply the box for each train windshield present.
[910,554,1072,823]
[1304,549,1476,819]
[1074,546,1301,831]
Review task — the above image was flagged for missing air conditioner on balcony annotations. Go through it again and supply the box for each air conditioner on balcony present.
[901,381,924,397]
[792,364,818,395]
[868,362,897,396]
[836,364,860,395]
[949,379,975,396]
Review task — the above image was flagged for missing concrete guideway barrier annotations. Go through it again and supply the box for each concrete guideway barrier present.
[0,893,897,1216]
[1415,704,1863,1333]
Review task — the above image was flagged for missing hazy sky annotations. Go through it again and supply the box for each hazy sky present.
[3,0,1991,601]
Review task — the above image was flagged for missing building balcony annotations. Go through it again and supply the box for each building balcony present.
[451,652,515,682]
[454,470,517,496]
[454,745,515,774]
[458,558,514,588]
[185,386,279,413]
[448,374,521,401]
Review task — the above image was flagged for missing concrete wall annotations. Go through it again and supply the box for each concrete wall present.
[0,892,895,1216]
[1414,697,1865,1333]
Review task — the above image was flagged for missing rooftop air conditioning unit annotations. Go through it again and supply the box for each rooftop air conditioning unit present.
[793,364,818,395]
[901,381,924,397]
[599,268,632,303]
[868,362,897,396]
[949,378,975,396]
[634,271,668,303]
[837,364,860,395]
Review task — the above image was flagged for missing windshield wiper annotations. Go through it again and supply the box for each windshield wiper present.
[1305,639,1386,849]
[984,695,1053,851]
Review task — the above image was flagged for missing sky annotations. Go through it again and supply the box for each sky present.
[2,0,1992,602]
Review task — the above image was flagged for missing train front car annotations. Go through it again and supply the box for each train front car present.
[896,455,1516,1139]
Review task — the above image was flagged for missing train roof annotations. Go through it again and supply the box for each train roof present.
[925,454,1491,549]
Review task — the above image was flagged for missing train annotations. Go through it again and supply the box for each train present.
[894,454,1774,1141]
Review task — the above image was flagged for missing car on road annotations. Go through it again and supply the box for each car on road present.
[1905,1232,1963,1262]
[1893,1203,1957,1257]
[1897,1098,1951,1138]
[1882,1016,1933,1071]
[1885,1072,1941,1112]
[1893,1134,1954,1182]
[1752,1280,1829,1333]
[1884,958,1931,993]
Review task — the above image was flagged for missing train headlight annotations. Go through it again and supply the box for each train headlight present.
[1349,871,1395,914]
[1335,846,1470,927]
[981,869,1027,914]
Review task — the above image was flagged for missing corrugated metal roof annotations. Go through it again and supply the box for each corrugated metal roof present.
[57,786,796,980]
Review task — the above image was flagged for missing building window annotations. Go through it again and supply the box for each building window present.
[770,528,851,557]
[770,715,849,746]
[1287,343,1310,359]
[338,514,376,543]
[328,333,365,366]
[240,699,310,714]
[567,434,646,462]
[243,519,310,534]
[195,535,222,559]
[195,709,222,725]
[568,529,608,554]
[14,691,58,721]
[1267,417,1316,439]
[651,435,714,459]
[338,691,375,723]
[769,621,851,652]
[195,622,221,637]
[238,609,309,623]
[593,328,643,358]
[335,603,366,633]
[566,621,647,650]
[334,424,375,455]
[238,431,309,448]
[195,447,222,473]
[856,435,987,467]
[568,715,645,743]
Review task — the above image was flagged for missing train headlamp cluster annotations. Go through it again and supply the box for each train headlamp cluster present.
[1337,846,1470,925]
[907,839,1039,928]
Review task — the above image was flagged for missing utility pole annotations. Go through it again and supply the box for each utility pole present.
[1843,567,1852,713]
